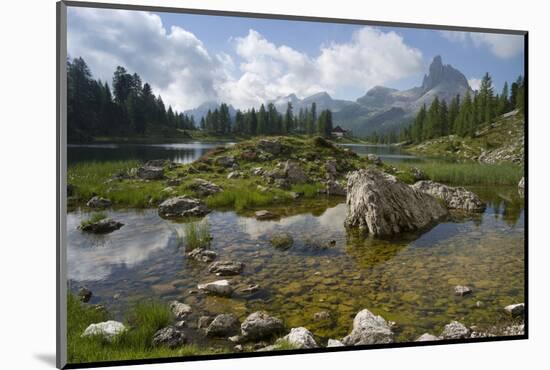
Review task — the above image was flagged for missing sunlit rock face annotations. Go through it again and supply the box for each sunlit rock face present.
[345,169,448,237]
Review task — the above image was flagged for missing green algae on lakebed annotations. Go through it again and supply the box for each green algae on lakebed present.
[67,187,524,347]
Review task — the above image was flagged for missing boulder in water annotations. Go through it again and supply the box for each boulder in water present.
[345,169,448,237]
[158,196,210,218]
[412,180,485,212]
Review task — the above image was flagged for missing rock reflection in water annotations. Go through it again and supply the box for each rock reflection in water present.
[67,187,524,343]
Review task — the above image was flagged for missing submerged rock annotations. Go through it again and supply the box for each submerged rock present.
[269,233,294,249]
[412,181,486,212]
[504,303,525,317]
[454,285,472,296]
[169,301,192,319]
[206,314,240,337]
[255,210,278,220]
[415,333,440,342]
[440,321,471,339]
[241,311,285,341]
[158,196,210,218]
[345,169,448,237]
[197,279,234,297]
[208,260,244,276]
[518,177,525,197]
[187,178,221,196]
[281,327,318,349]
[86,196,112,208]
[187,248,217,263]
[137,165,164,180]
[82,321,126,341]
[79,218,123,234]
[342,309,394,345]
[151,326,186,348]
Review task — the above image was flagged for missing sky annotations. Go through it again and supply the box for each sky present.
[67,6,525,112]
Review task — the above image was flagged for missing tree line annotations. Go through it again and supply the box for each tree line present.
[68,56,336,141]
[366,73,525,144]
[67,57,196,141]
[205,101,334,137]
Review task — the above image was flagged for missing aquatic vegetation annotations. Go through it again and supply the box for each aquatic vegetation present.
[175,220,212,250]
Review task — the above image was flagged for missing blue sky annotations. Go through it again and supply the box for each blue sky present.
[68,7,525,111]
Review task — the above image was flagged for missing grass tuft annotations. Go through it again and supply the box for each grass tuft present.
[175,220,212,250]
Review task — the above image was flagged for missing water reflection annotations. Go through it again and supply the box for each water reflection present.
[67,188,525,341]
[67,142,231,165]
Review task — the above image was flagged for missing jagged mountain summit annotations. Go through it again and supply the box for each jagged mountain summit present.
[185,56,472,136]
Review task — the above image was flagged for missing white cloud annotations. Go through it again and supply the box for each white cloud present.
[69,8,425,111]
[468,78,482,91]
[440,31,523,59]
[68,8,226,111]
[222,27,423,108]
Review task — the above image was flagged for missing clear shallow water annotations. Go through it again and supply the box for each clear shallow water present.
[67,187,524,344]
[67,142,231,165]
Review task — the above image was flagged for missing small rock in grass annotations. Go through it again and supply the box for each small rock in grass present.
[82,321,126,341]
[151,326,186,348]
[454,285,472,296]
[504,303,525,317]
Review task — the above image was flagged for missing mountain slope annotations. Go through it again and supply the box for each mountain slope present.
[407,110,524,164]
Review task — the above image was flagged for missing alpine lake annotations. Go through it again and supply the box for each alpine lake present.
[67,142,525,346]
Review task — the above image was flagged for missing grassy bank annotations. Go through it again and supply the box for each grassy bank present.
[67,294,220,364]
[393,162,523,186]
[68,136,371,211]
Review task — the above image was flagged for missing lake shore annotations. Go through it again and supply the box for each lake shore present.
[67,135,525,363]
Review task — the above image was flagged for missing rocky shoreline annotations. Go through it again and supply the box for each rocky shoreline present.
[78,286,525,353]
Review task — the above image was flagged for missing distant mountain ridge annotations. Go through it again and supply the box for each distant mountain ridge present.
[185,56,472,136]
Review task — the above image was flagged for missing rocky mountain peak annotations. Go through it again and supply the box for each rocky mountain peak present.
[421,55,469,92]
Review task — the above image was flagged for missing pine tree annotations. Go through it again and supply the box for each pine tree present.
[284,102,293,134]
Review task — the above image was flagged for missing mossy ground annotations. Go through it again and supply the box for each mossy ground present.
[67,136,379,211]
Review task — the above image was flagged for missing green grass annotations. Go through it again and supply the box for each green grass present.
[67,294,221,364]
[206,188,291,212]
[175,220,212,250]
[68,161,169,208]
[393,162,523,185]
[290,183,323,198]
[79,212,107,228]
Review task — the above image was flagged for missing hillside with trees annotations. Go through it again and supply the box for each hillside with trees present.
[365,73,525,145]
[67,57,334,143]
